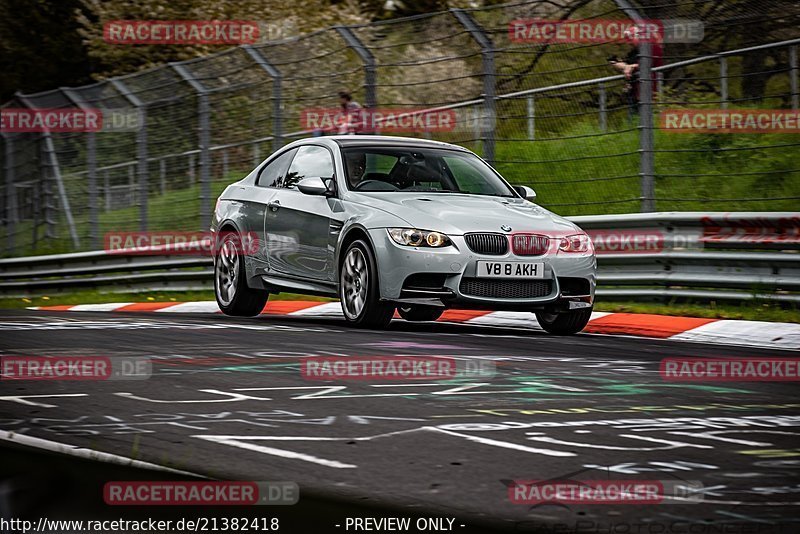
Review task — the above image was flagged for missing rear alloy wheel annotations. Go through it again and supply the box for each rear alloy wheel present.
[339,240,395,329]
[215,231,269,316]
[535,307,593,335]
[398,305,444,322]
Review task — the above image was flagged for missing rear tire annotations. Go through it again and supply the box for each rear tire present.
[339,240,395,329]
[215,231,269,317]
[398,305,444,322]
[535,307,593,335]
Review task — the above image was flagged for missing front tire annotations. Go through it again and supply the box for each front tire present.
[398,305,444,322]
[339,240,394,329]
[215,231,269,316]
[535,307,593,335]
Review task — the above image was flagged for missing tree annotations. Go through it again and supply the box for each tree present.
[0,0,92,102]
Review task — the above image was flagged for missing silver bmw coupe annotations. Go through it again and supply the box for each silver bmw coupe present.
[212,136,596,334]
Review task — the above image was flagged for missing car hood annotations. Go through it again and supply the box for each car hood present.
[349,192,581,235]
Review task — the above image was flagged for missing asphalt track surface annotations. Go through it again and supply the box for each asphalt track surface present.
[1,308,799,534]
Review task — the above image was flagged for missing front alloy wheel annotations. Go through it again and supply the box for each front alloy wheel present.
[339,240,394,329]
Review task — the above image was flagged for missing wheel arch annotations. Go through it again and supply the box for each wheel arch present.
[214,220,241,261]
[217,219,243,233]
[336,225,376,271]
[215,218,260,289]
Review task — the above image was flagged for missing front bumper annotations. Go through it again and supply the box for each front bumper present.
[369,229,596,311]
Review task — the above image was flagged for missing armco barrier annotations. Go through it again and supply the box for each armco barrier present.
[0,212,798,304]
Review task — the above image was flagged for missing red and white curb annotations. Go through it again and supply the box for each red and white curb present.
[32,301,800,350]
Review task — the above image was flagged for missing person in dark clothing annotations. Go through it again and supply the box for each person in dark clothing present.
[608,25,664,119]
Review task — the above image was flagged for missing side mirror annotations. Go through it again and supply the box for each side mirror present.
[297,177,330,196]
[514,185,537,201]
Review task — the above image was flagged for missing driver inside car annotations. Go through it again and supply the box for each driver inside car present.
[345,151,367,188]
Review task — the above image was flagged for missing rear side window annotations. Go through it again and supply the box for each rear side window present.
[282,145,334,189]
[257,149,297,187]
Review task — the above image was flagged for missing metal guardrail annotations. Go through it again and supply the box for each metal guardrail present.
[0,213,798,304]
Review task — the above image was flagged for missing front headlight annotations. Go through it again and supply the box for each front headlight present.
[388,228,452,248]
[558,233,593,253]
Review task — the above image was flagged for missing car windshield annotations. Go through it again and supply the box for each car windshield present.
[342,146,517,197]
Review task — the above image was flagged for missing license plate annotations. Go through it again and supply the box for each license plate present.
[476,261,544,279]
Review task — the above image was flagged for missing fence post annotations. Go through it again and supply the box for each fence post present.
[32,173,39,250]
[335,27,377,110]
[42,133,80,248]
[15,92,80,248]
[61,88,98,248]
[598,83,607,132]
[86,133,97,246]
[171,63,211,230]
[128,165,135,205]
[791,46,799,110]
[111,79,148,231]
[39,143,51,240]
[86,131,98,246]
[720,57,728,109]
[472,106,481,150]
[612,0,655,212]
[160,158,166,194]
[104,169,110,211]
[452,9,496,165]
[527,95,535,140]
[2,133,16,255]
[242,46,283,152]
[638,41,656,213]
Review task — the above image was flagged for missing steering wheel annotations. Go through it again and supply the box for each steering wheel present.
[354,180,399,191]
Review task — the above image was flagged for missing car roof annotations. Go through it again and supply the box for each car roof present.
[328,135,471,152]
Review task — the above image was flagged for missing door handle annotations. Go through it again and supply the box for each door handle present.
[267,200,281,212]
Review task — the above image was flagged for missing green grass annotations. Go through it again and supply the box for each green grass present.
[4,289,796,323]
[495,122,800,215]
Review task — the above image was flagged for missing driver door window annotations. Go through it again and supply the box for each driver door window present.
[281,145,334,189]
